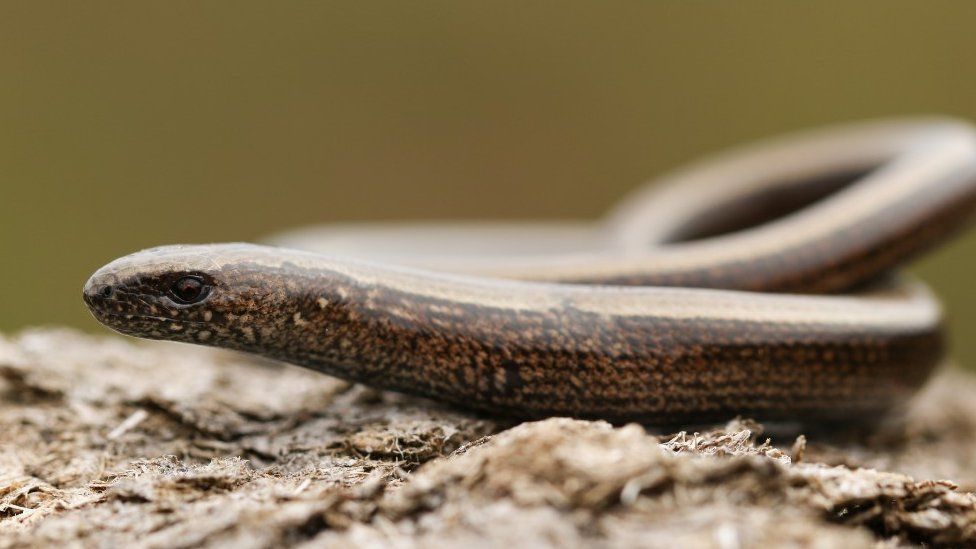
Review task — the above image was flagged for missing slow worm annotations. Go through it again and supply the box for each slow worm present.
[84,118,976,424]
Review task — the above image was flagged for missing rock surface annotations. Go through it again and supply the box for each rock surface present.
[3,329,976,547]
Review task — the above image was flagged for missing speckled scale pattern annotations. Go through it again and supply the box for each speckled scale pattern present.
[85,246,942,423]
[82,119,976,424]
[296,272,940,423]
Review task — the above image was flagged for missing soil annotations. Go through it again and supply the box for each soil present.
[3,328,976,547]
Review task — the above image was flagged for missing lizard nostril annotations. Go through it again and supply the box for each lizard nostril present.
[100,285,114,299]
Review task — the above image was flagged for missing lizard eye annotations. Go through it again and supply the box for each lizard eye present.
[170,275,210,304]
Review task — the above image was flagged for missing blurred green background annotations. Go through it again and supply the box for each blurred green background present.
[4,3,976,364]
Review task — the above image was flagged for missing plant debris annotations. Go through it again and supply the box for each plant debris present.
[3,328,976,547]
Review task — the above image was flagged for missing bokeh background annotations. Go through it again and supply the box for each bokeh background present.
[4,3,976,364]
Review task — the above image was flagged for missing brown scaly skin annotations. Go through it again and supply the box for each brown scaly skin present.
[84,244,942,424]
[83,120,976,425]
[570,166,976,293]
